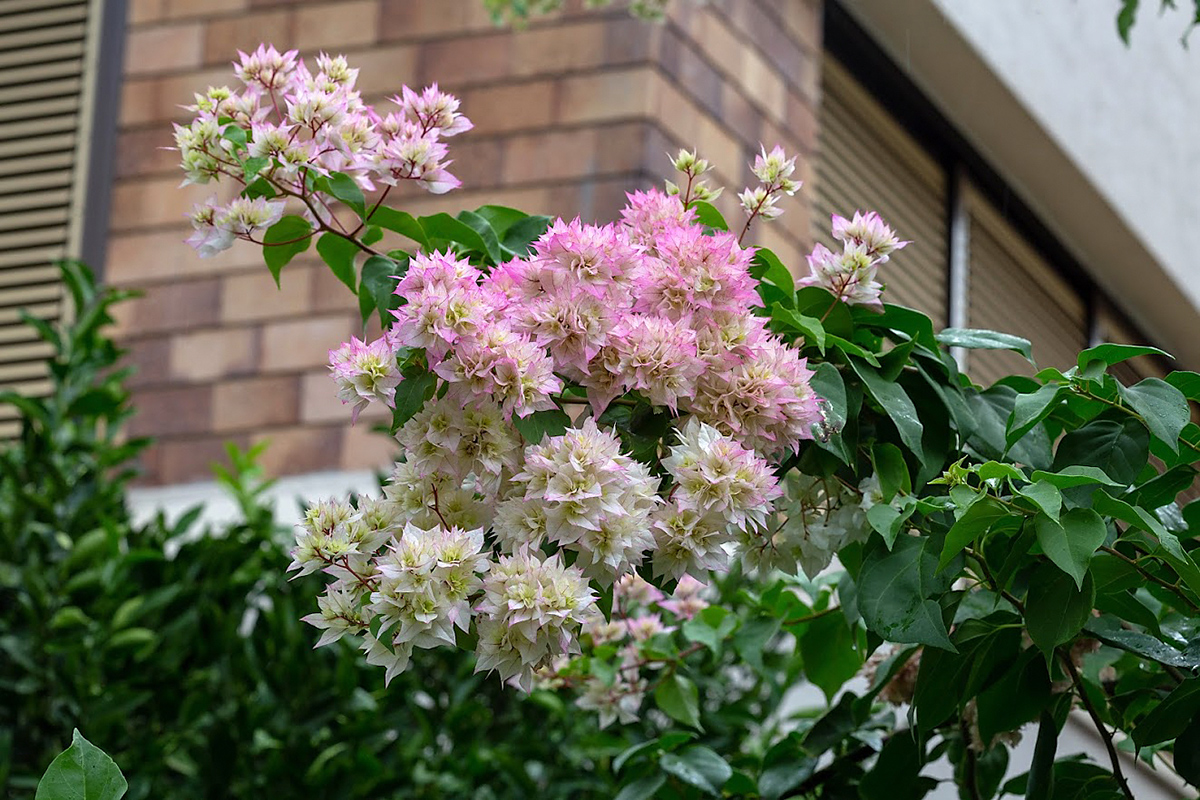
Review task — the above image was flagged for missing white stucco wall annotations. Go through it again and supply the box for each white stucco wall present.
[929,0,1200,310]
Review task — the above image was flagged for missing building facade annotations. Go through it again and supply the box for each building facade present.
[2,0,1197,796]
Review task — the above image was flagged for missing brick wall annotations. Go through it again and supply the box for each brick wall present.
[108,0,823,485]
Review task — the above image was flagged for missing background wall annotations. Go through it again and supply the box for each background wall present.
[107,0,822,485]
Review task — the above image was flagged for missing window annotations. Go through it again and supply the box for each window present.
[0,0,123,437]
[815,8,1165,387]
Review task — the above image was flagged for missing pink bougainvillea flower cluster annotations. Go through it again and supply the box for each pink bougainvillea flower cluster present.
[177,45,470,258]
[180,49,906,700]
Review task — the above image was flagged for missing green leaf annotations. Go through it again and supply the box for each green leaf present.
[940,497,1007,571]
[511,408,571,444]
[370,206,429,250]
[753,248,794,303]
[681,606,737,654]
[691,201,727,231]
[975,650,1052,745]
[856,303,939,351]
[770,305,825,353]
[1175,716,1200,787]
[614,774,665,800]
[965,386,1054,469]
[1026,712,1058,800]
[391,370,436,428]
[501,214,552,256]
[455,209,504,264]
[850,359,925,464]
[1035,508,1106,590]
[1133,679,1200,747]
[242,156,269,181]
[324,171,366,218]
[1077,342,1168,372]
[1119,377,1190,453]
[36,730,127,800]
[799,612,862,701]
[613,740,661,773]
[872,442,910,501]
[262,215,313,286]
[936,327,1033,361]
[1008,384,1065,447]
[1018,481,1063,524]
[867,497,916,549]
[654,673,702,729]
[732,616,778,674]
[809,362,851,463]
[315,233,359,293]
[1093,491,1200,597]
[1025,563,1095,654]
[1165,369,1200,401]
[857,536,957,649]
[858,734,933,800]
[420,212,496,261]
[1083,615,1200,674]
[659,745,731,796]
[358,254,406,327]
[1052,417,1149,485]
[361,224,383,246]
[1029,465,1124,490]
[1117,0,1139,44]
[758,758,817,800]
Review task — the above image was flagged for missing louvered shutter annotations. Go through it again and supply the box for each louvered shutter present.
[0,0,100,438]
[813,57,949,327]
[964,185,1089,386]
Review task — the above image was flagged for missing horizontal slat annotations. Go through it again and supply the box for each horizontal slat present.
[0,207,70,232]
[0,224,68,250]
[0,132,75,160]
[0,167,72,196]
[0,338,54,362]
[0,94,79,124]
[0,300,58,325]
[0,243,64,270]
[0,112,76,141]
[0,4,87,35]
[0,37,83,69]
[0,186,71,213]
[0,359,51,383]
[0,55,82,88]
[0,320,54,343]
[0,280,63,307]
[0,149,73,176]
[0,21,84,53]
[0,74,80,104]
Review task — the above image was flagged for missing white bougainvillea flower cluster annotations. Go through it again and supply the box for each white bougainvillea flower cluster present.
[800,211,909,310]
[177,45,470,258]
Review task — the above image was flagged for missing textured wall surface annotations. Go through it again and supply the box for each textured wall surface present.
[106,0,822,485]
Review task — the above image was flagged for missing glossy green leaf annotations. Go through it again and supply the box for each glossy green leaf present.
[937,327,1033,361]
[315,232,358,293]
[940,497,1007,571]
[1008,383,1065,447]
[501,214,552,255]
[758,758,817,800]
[455,209,504,264]
[691,201,727,231]
[357,254,406,327]
[654,673,702,730]
[511,408,571,444]
[659,745,731,796]
[391,369,436,429]
[753,248,794,304]
[1035,508,1106,589]
[850,359,925,464]
[324,171,366,219]
[613,774,665,800]
[1025,564,1095,653]
[35,730,127,800]
[1052,417,1149,485]
[681,606,737,654]
[262,215,313,286]
[1017,481,1062,524]
[1174,717,1200,786]
[770,305,825,353]
[1119,377,1190,453]
[857,536,957,649]
[799,612,862,701]
[419,212,496,261]
[1029,465,1124,489]
[1093,491,1200,596]
[1077,342,1169,372]
[1084,615,1200,674]
[370,206,429,250]
[1133,679,1200,747]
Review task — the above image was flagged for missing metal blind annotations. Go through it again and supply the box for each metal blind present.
[813,57,948,328]
[965,185,1088,386]
[0,0,96,438]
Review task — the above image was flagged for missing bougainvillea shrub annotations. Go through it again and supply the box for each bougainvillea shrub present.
[176,47,1200,798]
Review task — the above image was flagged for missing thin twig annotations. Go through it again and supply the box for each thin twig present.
[1060,653,1135,800]
[1099,545,1200,612]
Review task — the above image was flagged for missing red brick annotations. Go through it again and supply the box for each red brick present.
[222,265,313,322]
[557,67,653,124]
[129,384,212,437]
[260,315,354,372]
[155,433,251,485]
[124,337,173,389]
[462,80,556,136]
[204,10,293,65]
[170,327,260,381]
[125,23,203,76]
[378,0,495,40]
[295,0,379,51]
[252,425,344,477]
[341,420,399,471]
[418,33,512,86]
[212,375,299,432]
